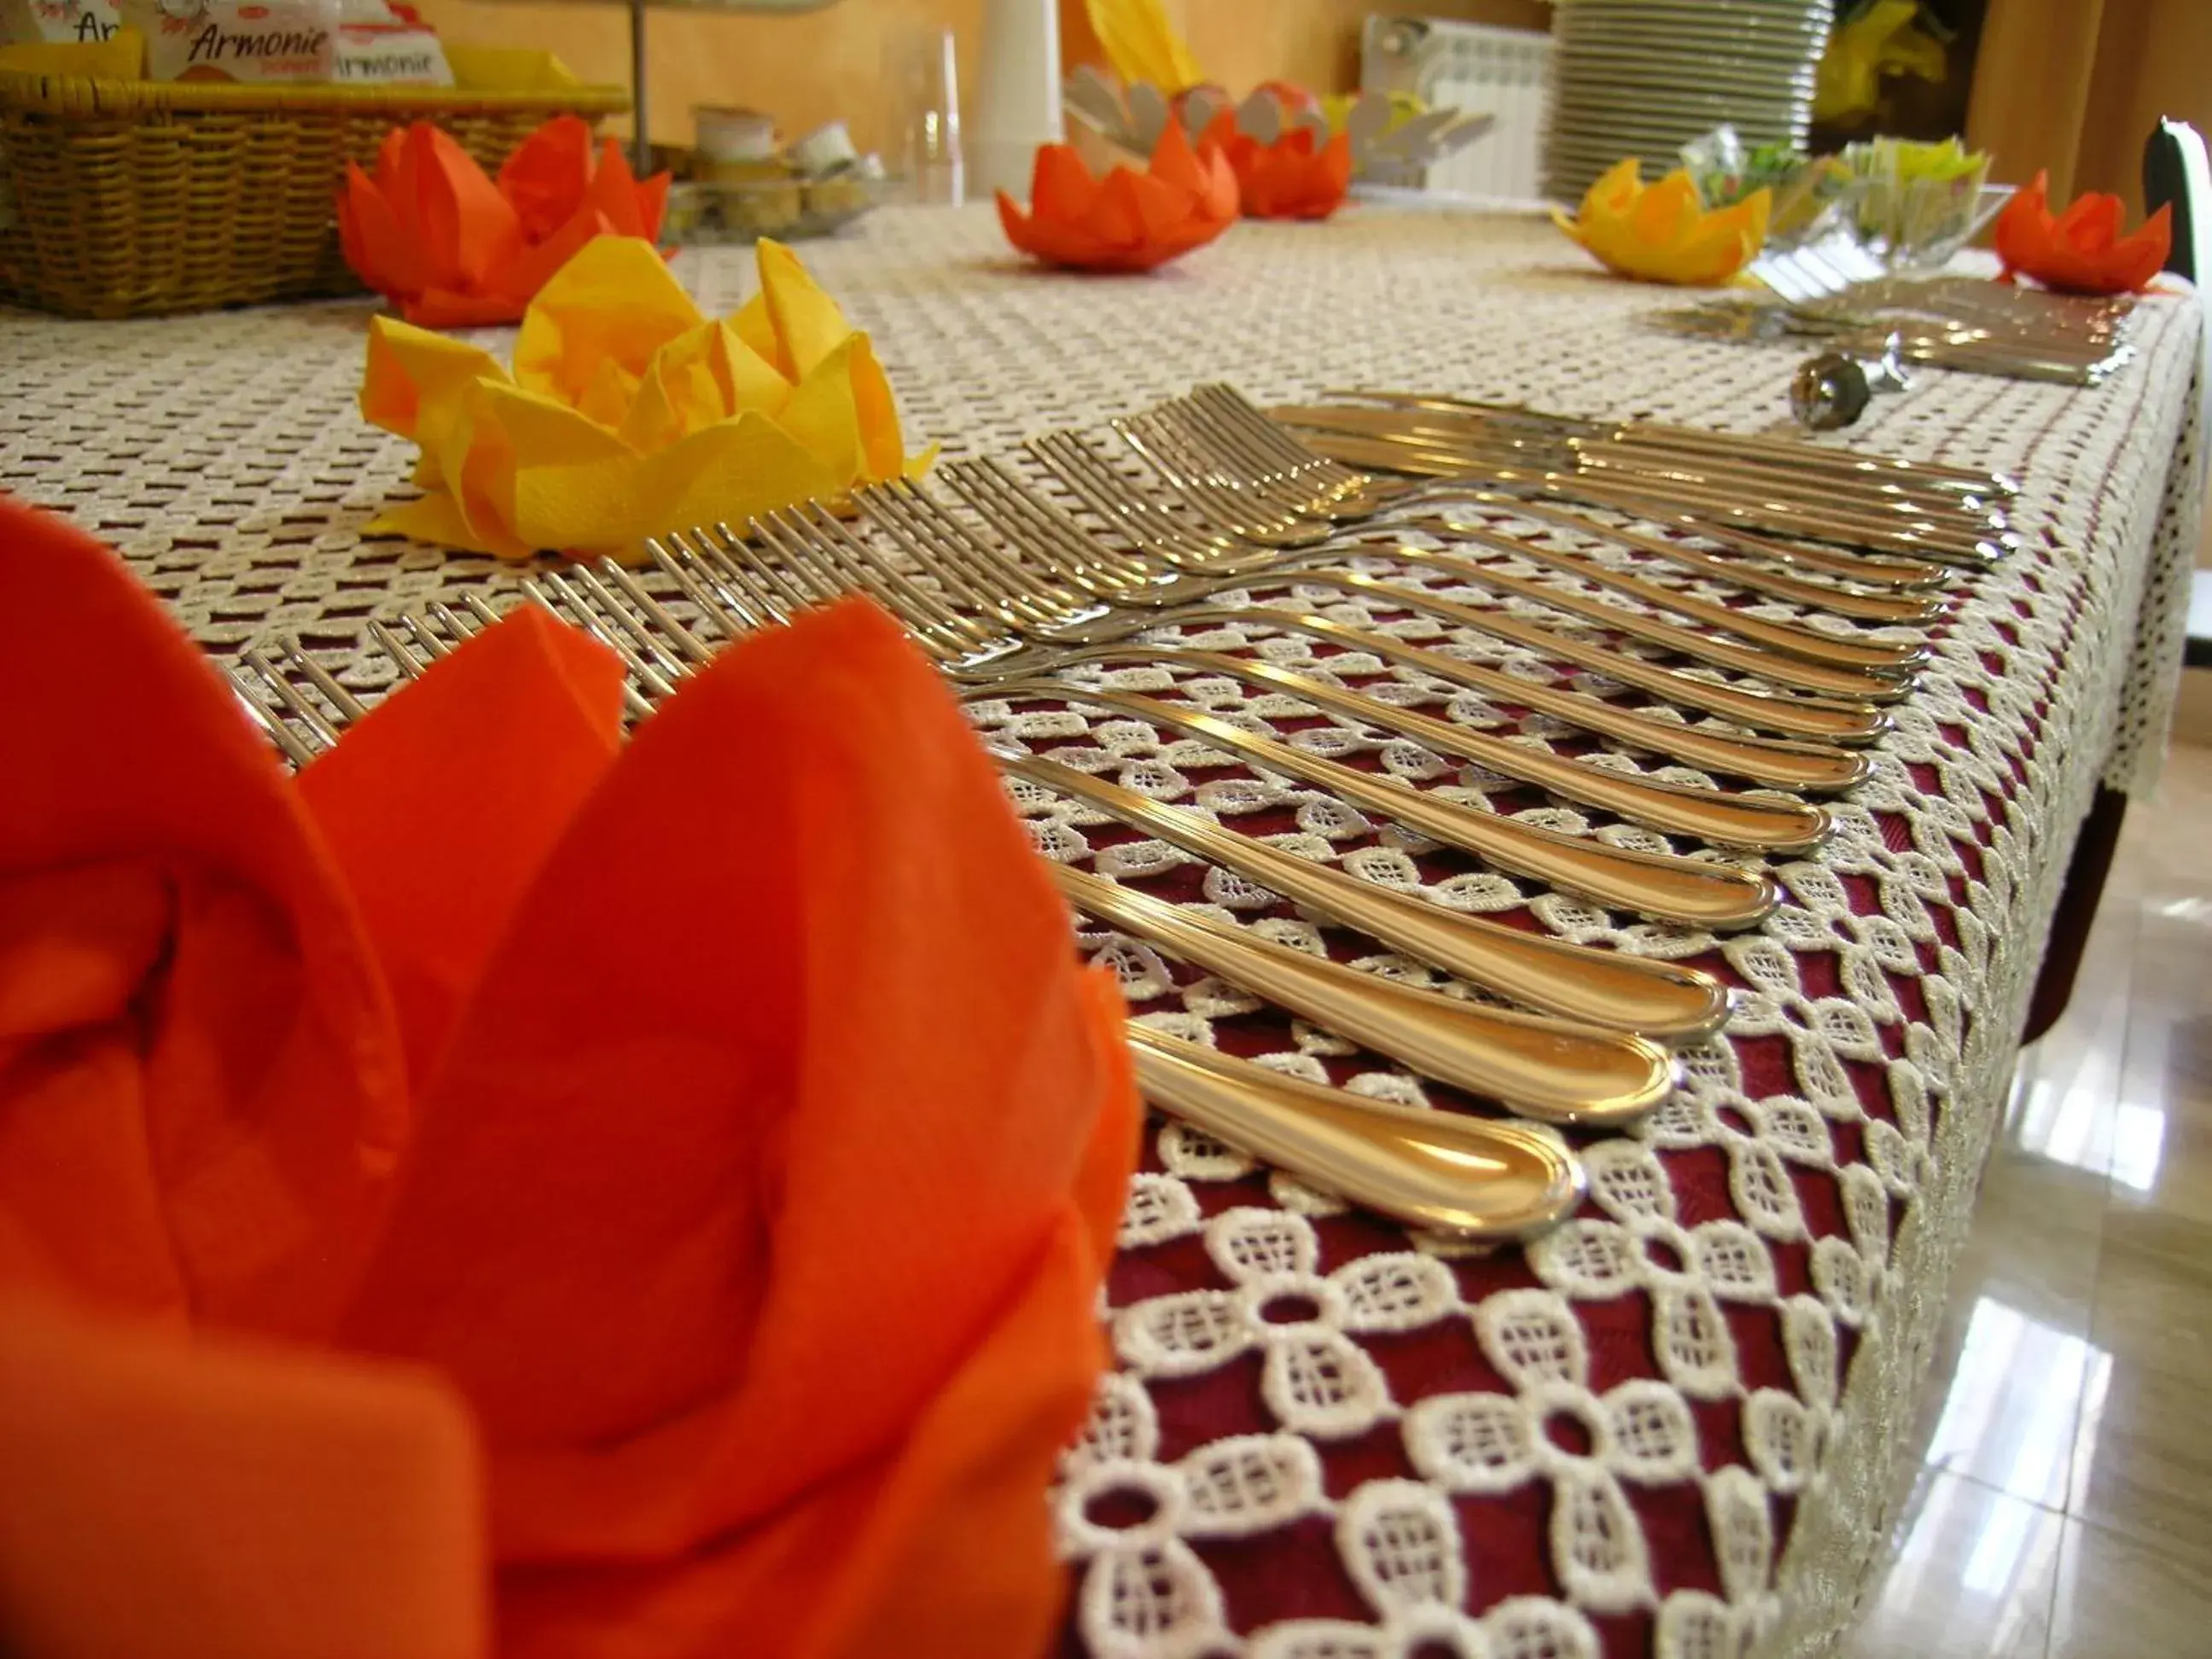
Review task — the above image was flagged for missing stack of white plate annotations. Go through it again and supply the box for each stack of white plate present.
[1545,0,1834,202]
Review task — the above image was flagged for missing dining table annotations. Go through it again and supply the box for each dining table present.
[1,200,2201,1659]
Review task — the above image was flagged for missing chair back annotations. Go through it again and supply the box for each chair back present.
[2145,117,2212,281]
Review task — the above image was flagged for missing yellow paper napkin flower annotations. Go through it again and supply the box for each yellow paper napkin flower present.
[360,236,927,561]
[1084,0,1203,91]
[1553,159,1772,286]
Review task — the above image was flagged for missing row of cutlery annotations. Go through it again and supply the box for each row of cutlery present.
[233,384,2005,1243]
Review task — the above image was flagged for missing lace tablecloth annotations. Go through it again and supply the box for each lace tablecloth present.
[1,205,2201,1659]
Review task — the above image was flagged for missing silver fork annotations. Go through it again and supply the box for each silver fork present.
[1155,392,1960,632]
[655,513,1782,934]
[940,454,1875,796]
[1183,383,1965,591]
[225,634,1589,1241]
[1232,377,2017,531]
[1289,390,2012,524]
[1269,411,2013,568]
[261,610,1729,1039]
[1178,383,2007,574]
[1252,413,2010,569]
[821,482,1839,856]
[1314,384,2021,500]
[1159,391,1955,621]
[1157,389,1997,567]
[434,580,1684,1125]
[837,480,1834,857]
[620,556,1747,1038]
[575,560,1749,1038]
[1363,512,1934,675]
[1029,426,1897,748]
[1139,392,1994,557]
[1121,405,1965,677]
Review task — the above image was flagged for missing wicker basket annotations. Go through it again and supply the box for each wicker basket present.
[0,64,631,318]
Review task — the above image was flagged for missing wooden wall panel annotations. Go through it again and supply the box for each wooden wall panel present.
[1169,0,1551,101]
[2072,0,2212,213]
[1965,0,2108,201]
[407,0,1552,151]
[412,0,987,151]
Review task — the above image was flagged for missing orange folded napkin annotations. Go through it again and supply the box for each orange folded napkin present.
[998,117,1237,271]
[359,236,928,560]
[0,1295,486,1659]
[0,505,410,1337]
[1995,170,2173,295]
[1200,112,1352,221]
[1552,158,1771,285]
[339,116,671,329]
[0,493,1138,1659]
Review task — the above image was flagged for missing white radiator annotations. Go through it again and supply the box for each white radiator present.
[1359,15,1554,203]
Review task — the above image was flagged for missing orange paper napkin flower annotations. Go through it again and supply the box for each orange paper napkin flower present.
[1553,158,1772,285]
[998,116,1237,271]
[1994,170,2173,295]
[0,495,1138,1659]
[360,236,928,560]
[338,115,672,329]
[1199,112,1353,220]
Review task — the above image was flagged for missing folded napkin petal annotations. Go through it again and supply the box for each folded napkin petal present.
[360,323,509,493]
[1202,117,1353,220]
[488,123,675,311]
[293,608,626,1090]
[480,207,624,323]
[0,1294,486,1659]
[1156,114,1241,226]
[999,118,1238,271]
[341,125,526,321]
[340,159,434,312]
[496,1138,1131,1659]
[742,236,859,382]
[590,143,672,243]
[996,195,1117,269]
[456,379,651,557]
[618,320,763,451]
[1082,0,1202,90]
[415,125,528,296]
[626,409,850,538]
[364,238,925,560]
[498,114,598,243]
[1554,158,1771,285]
[340,118,672,329]
[0,497,409,1336]
[514,238,706,410]
[1994,170,2173,294]
[1031,140,1108,224]
[335,598,1137,1652]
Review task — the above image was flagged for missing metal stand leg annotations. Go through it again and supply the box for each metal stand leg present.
[629,0,651,176]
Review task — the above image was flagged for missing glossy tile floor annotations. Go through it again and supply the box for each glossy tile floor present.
[1839,719,2212,1656]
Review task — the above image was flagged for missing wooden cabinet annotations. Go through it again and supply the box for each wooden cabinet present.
[1772,0,2209,212]
[1965,0,2109,201]
[1967,0,2212,210]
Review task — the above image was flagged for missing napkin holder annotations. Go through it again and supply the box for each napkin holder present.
[1061,67,1493,183]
